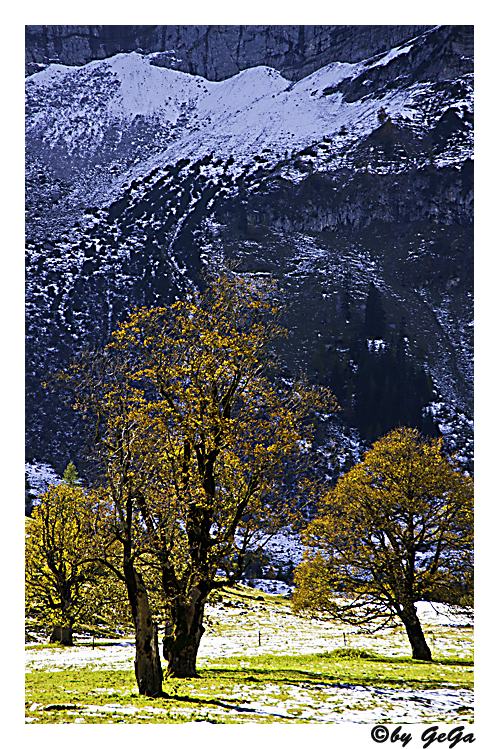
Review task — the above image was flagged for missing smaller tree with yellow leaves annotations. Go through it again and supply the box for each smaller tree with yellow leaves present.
[293,428,473,661]
[25,470,104,645]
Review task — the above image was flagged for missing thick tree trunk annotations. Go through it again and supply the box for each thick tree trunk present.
[134,583,163,696]
[49,625,73,645]
[400,604,432,661]
[163,589,206,677]
[124,564,163,696]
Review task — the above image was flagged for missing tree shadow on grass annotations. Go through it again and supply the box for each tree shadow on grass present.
[196,660,472,691]
[319,653,474,667]
[159,691,302,721]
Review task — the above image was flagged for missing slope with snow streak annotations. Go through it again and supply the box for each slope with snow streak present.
[27,33,471,183]
[25,26,474,473]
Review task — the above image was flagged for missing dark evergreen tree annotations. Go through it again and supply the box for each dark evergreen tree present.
[341,271,354,321]
[364,282,386,339]
[396,316,409,358]
[329,334,438,444]
[25,473,34,517]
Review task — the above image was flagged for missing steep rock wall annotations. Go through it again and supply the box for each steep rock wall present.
[25,25,474,473]
[25,24,434,80]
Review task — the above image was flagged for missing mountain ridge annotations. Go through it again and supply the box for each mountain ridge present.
[25,25,473,476]
[25,24,436,80]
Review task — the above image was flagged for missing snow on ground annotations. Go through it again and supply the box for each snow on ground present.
[417,601,473,629]
[25,640,135,672]
[25,597,473,672]
[183,683,473,725]
[25,590,472,723]
[250,579,294,596]
[26,684,473,725]
[200,599,473,662]
[255,526,307,567]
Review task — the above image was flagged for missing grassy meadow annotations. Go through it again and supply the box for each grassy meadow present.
[25,584,473,724]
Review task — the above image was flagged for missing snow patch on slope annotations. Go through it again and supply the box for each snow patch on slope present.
[27,43,472,177]
[25,462,61,499]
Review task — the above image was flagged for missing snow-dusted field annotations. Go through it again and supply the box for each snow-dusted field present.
[199,594,473,662]
[24,462,473,725]
[25,591,473,725]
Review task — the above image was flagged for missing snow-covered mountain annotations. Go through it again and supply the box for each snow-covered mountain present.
[28,45,459,175]
[25,25,473,476]
[25,24,435,81]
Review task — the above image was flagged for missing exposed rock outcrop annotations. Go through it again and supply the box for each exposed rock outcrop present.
[25,25,474,474]
[25,24,435,80]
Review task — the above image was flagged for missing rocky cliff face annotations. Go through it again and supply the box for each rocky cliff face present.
[25,25,473,477]
[25,24,435,80]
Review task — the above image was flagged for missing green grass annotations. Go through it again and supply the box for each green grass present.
[203,651,473,690]
[26,582,474,724]
[26,668,183,724]
[25,649,473,724]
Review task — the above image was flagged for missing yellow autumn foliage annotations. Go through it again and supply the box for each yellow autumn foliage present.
[25,483,104,629]
[293,427,473,631]
[55,273,338,674]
